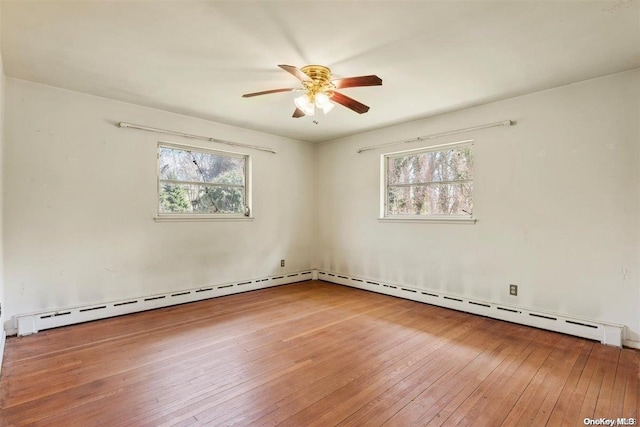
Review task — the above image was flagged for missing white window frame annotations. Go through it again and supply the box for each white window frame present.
[380,140,476,224]
[155,141,252,222]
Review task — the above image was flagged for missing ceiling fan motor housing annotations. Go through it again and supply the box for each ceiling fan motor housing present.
[301,65,335,98]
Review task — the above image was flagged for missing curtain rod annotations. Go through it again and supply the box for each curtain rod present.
[356,120,514,154]
[118,122,277,154]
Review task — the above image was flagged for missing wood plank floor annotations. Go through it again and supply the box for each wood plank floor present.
[0,281,638,426]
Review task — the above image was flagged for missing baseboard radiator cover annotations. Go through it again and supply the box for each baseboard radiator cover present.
[13,270,315,337]
[318,271,626,348]
[0,329,6,377]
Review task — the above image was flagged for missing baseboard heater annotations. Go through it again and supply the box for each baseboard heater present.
[317,271,627,348]
[13,270,314,336]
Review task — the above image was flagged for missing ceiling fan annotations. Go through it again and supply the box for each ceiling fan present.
[242,64,382,118]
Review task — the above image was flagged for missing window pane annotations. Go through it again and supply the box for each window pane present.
[387,182,473,215]
[159,183,245,214]
[388,146,473,185]
[159,147,245,185]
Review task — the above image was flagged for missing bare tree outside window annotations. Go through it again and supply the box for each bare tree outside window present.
[385,144,473,217]
[158,144,248,215]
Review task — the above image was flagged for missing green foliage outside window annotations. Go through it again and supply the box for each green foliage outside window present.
[158,145,248,215]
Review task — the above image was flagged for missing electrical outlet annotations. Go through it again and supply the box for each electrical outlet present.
[509,284,518,296]
[281,259,285,267]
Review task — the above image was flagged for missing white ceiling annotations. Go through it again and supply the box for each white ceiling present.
[2,0,639,143]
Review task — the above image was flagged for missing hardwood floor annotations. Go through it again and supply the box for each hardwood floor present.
[0,280,638,426]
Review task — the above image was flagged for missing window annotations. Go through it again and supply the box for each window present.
[382,141,473,220]
[157,143,250,219]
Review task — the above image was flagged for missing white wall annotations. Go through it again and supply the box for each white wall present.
[316,70,640,344]
[3,78,315,332]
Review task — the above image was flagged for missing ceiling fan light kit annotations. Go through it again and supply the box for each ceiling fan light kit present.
[242,64,382,119]
[294,92,334,116]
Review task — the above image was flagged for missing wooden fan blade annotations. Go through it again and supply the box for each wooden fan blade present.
[278,64,312,82]
[332,75,382,89]
[330,91,370,114]
[242,88,296,98]
[292,108,305,118]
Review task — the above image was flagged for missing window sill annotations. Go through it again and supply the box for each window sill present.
[378,216,476,224]
[154,215,254,223]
